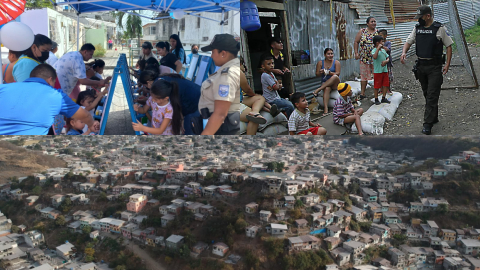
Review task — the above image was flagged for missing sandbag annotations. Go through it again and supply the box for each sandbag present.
[366,103,398,121]
[351,111,386,135]
[258,111,288,132]
[260,124,289,136]
[319,89,340,100]
[315,96,336,108]
[317,83,361,100]
[370,91,403,108]
[240,103,288,134]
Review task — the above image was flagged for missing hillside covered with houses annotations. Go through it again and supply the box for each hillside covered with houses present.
[0,136,479,270]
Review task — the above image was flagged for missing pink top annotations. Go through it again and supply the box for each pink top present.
[146,97,174,135]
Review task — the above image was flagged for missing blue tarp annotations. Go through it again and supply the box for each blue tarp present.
[59,0,239,14]
[310,228,326,235]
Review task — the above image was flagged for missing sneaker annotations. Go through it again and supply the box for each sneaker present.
[306,132,313,135]
[381,97,391,104]
[374,99,381,105]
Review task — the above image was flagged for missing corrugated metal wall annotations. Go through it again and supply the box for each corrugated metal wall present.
[285,0,360,98]
[434,0,479,29]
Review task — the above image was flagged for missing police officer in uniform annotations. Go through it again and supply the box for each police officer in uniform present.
[400,5,453,135]
[197,34,240,135]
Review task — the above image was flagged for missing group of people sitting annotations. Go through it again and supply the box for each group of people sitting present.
[240,37,365,135]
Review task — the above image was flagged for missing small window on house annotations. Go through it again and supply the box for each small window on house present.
[202,36,209,41]
[49,19,58,42]
[223,12,229,25]
[69,23,76,44]
[180,18,185,31]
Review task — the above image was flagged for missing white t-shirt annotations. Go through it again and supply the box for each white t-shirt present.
[81,105,95,133]
[53,51,87,95]
[46,51,58,66]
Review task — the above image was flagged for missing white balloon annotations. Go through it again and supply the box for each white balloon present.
[171,10,185,20]
[0,22,34,51]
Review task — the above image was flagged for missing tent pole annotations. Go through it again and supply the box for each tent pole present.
[221,8,224,34]
[77,14,80,51]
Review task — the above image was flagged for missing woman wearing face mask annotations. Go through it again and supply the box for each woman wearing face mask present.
[13,34,52,82]
[186,44,199,66]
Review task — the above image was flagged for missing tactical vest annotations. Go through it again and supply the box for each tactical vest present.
[415,21,444,59]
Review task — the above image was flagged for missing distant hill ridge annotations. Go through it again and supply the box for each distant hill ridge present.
[349,137,480,159]
[0,141,66,183]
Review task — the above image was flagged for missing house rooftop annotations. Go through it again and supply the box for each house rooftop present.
[166,234,184,243]
[270,223,288,230]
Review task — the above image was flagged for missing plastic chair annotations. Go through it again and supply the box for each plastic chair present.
[194,56,214,86]
[185,54,201,81]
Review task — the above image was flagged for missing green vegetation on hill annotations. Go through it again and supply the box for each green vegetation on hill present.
[465,19,480,46]
[349,137,480,160]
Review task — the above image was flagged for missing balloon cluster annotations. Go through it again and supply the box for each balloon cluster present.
[0,22,34,51]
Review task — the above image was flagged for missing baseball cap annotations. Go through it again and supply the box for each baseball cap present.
[141,41,153,49]
[201,34,239,52]
[414,5,432,19]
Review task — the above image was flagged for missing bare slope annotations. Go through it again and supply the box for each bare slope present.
[0,141,66,182]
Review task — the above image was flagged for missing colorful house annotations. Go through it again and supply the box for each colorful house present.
[127,194,147,213]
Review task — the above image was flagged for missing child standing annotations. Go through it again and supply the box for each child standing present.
[261,56,294,117]
[378,29,393,94]
[372,35,391,105]
[288,92,327,135]
[333,83,364,135]
[132,80,183,135]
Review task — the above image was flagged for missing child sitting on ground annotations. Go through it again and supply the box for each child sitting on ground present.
[288,92,327,135]
[378,29,393,94]
[66,117,100,135]
[333,83,364,135]
[372,35,391,105]
[261,56,294,117]
[132,80,183,135]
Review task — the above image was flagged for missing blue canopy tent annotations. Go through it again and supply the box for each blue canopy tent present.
[50,0,240,49]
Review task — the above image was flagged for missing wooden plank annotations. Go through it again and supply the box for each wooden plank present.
[280,10,294,93]
[251,0,285,10]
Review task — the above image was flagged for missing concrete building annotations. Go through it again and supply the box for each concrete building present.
[127,194,147,213]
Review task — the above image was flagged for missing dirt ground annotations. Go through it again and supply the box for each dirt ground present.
[378,45,480,135]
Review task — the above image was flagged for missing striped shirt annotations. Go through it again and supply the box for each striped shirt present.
[333,96,354,125]
[288,108,311,134]
[261,72,280,103]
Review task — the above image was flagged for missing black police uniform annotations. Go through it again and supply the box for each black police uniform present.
[415,21,445,128]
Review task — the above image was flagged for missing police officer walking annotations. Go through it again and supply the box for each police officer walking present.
[197,34,240,135]
[400,5,453,135]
